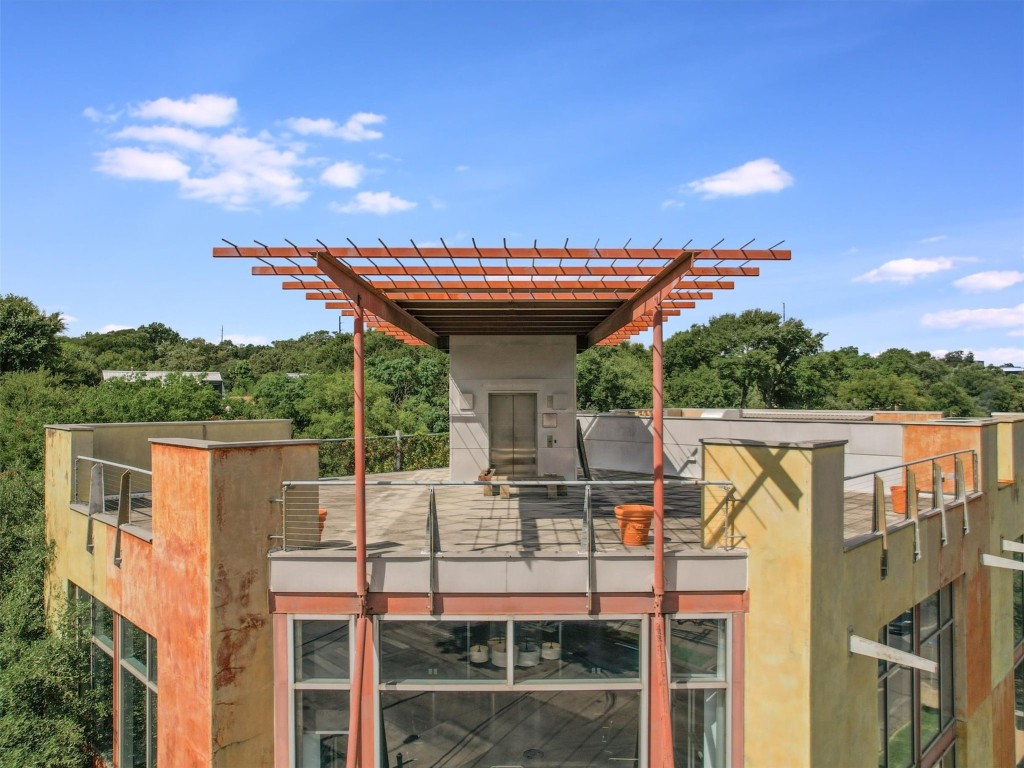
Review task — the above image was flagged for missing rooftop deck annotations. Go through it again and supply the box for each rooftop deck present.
[292,468,707,555]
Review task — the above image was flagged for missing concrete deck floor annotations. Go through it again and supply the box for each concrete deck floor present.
[289,468,706,555]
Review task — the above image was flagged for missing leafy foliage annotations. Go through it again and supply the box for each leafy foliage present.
[0,295,65,374]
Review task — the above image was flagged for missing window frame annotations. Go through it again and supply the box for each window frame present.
[666,613,732,768]
[374,614,650,766]
[288,614,355,768]
[877,582,956,768]
[118,617,157,768]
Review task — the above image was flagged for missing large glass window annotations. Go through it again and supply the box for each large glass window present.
[72,585,114,762]
[877,584,955,768]
[1015,656,1023,768]
[377,617,643,766]
[292,618,351,768]
[669,617,728,768]
[120,618,157,768]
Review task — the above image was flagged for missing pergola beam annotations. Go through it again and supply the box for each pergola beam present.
[313,252,439,348]
[586,250,697,347]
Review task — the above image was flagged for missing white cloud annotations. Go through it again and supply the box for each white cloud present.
[430,197,446,210]
[59,313,79,324]
[920,235,947,244]
[321,161,364,188]
[455,165,469,172]
[661,199,685,210]
[332,191,417,215]
[91,97,402,210]
[953,270,1024,293]
[103,124,308,208]
[854,257,956,284]
[687,158,794,199]
[133,94,237,127]
[98,324,132,333]
[116,124,209,151]
[286,112,386,141]
[83,106,118,123]
[921,303,1024,330]
[96,147,190,181]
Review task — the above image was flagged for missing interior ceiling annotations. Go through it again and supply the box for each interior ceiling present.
[212,241,790,350]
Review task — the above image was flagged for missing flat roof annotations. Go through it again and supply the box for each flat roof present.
[214,241,790,350]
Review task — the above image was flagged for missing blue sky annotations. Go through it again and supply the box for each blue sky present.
[2,1,1022,364]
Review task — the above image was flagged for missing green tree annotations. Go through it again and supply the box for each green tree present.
[72,373,225,424]
[664,310,825,408]
[0,295,65,374]
[837,369,928,411]
[577,343,652,411]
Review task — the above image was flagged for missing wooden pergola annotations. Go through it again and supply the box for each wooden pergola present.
[214,238,789,767]
[213,240,790,350]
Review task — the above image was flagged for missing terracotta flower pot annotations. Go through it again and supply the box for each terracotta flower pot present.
[614,504,655,546]
[318,507,328,538]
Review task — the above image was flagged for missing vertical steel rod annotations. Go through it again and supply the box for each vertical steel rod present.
[354,299,367,604]
[348,298,367,768]
[650,303,673,762]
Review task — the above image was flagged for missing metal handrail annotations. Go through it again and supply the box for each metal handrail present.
[843,449,974,482]
[283,478,731,488]
[76,456,152,475]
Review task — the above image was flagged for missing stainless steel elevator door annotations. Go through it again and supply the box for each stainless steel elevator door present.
[488,393,538,478]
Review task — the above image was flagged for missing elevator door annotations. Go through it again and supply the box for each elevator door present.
[488,393,537,478]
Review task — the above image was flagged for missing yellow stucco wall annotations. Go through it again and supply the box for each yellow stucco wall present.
[702,419,1022,767]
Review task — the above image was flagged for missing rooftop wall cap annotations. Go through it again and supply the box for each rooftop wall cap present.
[149,437,320,450]
[700,437,848,449]
[45,418,290,430]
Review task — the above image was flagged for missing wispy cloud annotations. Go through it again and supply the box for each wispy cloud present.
[455,165,469,172]
[920,235,947,244]
[331,191,417,215]
[83,106,119,124]
[98,324,133,333]
[953,270,1024,293]
[286,113,385,141]
[96,147,190,181]
[854,257,956,284]
[321,161,364,188]
[686,158,794,199]
[661,199,685,210]
[90,96,408,210]
[133,94,238,128]
[921,303,1024,330]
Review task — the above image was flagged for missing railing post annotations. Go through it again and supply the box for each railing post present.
[580,484,594,614]
[424,486,439,615]
[873,474,889,578]
[906,467,921,561]
[395,430,402,472]
[86,463,103,553]
[113,470,130,568]
[932,461,948,546]
[955,456,970,533]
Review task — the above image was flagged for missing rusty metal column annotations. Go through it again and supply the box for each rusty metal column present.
[347,299,368,768]
[650,303,674,763]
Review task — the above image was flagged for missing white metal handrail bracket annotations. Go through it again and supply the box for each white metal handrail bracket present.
[849,633,938,673]
[980,553,1024,572]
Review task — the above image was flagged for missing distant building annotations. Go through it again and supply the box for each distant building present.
[101,370,225,395]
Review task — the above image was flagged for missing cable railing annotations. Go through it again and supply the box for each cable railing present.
[316,431,448,477]
[843,449,978,557]
[73,456,153,525]
[276,476,733,554]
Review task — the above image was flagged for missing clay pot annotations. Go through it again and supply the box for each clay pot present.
[318,507,328,538]
[614,504,655,546]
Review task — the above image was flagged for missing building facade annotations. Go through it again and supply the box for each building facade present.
[44,409,1023,767]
